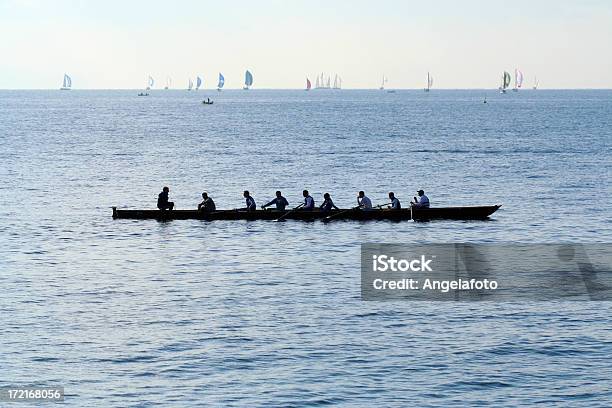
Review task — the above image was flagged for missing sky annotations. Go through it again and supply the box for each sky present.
[0,0,611,89]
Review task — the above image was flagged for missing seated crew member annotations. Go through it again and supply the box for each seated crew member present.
[198,192,216,211]
[319,193,339,213]
[388,192,401,209]
[411,189,430,208]
[243,190,256,211]
[302,190,315,210]
[261,191,289,211]
[357,191,373,210]
[157,186,174,211]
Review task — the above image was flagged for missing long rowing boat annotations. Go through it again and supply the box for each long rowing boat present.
[112,205,501,221]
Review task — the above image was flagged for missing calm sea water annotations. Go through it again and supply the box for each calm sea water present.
[1,90,611,406]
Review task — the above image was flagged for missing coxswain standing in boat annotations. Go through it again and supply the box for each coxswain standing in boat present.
[411,189,430,208]
[302,190,315,210]
[157,186,174,211]
[319,193,339,213]
[388,192,401,209]
[357,191,373,210]
[262,191,289,211]
[243,190,256,211]
[198,192,216,212]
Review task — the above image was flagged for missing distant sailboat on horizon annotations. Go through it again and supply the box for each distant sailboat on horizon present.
[243,70,253,90]
[533,76,539,90]
[499,71,511,93]
[306,77,311,91]
[164,76,171,89]
[60,73,72,90]
[217,73,225,91]
[332,74,342,89]
[146,76,154,90]
[379,75,387,90]
[196,76,202,90]
[513,69,523,92]
[314,72,334,89]
[424,72,433,92]
[187,78,193,91]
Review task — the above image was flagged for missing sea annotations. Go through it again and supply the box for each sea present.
[1,89,611,406]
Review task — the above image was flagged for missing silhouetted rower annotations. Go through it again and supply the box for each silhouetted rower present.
[320,193,339,213]
[389,192,401,209]
[411,189,430,208]
[198,192,216,212]
[243,190,256,211]
[357,191,372,209]
[262,191,289,211]
[157,186,174,211]
[303,190,315,210]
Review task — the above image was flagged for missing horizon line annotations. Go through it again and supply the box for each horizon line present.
[2,88,612,91]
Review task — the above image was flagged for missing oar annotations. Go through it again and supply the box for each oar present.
[274,203,304,222]
[373,202,393,209]
[323,205,361,222]
[324,202,393,222]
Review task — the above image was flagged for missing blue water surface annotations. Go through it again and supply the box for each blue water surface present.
[1,89,611,406]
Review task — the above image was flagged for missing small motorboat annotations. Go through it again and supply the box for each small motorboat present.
[137,92,149,97]
[202,100,214,105]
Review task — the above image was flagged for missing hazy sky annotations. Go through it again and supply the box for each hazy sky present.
[1,0,611,89]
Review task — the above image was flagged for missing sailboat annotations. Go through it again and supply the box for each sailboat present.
[315,76,319,89]
[499,71,511,93]
[332,74,342,89]
[217,73,225,91]
[306,78,311,91]
[164,76,171,90]
[512,69,523,92]
[379,75,387,90]
[146,76,154,90]
[196,76,202,90]
[243,70,253,90]
[60,73,72,90]
[187,78,193,91]
[533,76,539,90]
[424,72,433,92]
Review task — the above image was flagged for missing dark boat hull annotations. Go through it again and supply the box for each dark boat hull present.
[112,205,500,221]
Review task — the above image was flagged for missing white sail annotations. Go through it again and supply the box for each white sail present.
[147,76,154,90]
[60,73,72,90]
[380,75,387,90]
[196,76,202,90]
[427,72,433,89]
[165,76,171,89]
[188,78,193,90]
[515,69,524,88]
[500,71,511,93]
[217,73,225,90]
[244,70,253,89]
[315,76,319,88]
